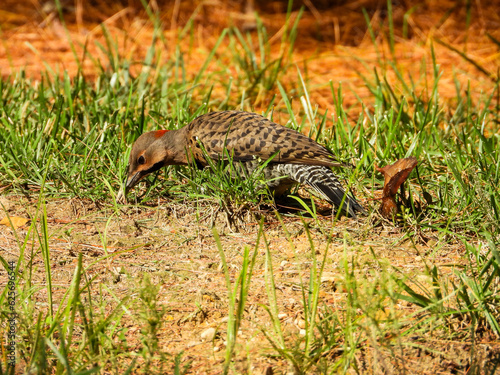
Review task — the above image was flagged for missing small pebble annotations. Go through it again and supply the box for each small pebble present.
[201,327,216,341]
[295,318,306,329]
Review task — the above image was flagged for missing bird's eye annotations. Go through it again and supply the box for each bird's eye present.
[138,155,146,165]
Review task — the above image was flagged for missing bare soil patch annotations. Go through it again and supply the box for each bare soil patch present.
[1,193,498,373]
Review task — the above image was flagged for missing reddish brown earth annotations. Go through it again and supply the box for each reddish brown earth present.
[1,0,499,113]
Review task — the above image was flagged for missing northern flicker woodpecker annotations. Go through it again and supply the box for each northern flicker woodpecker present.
[120,111,365,217]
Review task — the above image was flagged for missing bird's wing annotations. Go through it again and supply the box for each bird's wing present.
[186,111,342,167]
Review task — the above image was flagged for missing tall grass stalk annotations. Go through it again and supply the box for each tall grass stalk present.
[212,225,260,374]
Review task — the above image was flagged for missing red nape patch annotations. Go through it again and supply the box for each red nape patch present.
[154,129,170,138]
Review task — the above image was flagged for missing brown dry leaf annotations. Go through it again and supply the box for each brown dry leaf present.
[376,157,418,219]
[0,216,30,229]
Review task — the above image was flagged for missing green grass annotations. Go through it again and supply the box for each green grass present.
[1,1,500,373]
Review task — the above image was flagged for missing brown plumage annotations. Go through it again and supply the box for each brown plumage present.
[120,111,365,217]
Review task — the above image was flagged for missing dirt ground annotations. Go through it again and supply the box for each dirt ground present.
[1,192,499,373]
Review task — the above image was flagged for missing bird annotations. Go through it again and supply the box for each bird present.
[118,110,365,217]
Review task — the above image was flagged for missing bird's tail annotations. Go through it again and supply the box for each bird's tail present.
[280,164,365,218]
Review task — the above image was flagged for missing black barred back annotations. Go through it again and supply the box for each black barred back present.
[185,111,341,167]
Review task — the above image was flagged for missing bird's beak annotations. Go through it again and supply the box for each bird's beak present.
[125,171,143,193]
[116,171,142,203]
[116,162,165,203]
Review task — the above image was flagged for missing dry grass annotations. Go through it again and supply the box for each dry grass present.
[2,193,487,374]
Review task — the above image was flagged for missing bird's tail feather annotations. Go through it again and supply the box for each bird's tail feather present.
[282,164,365,218]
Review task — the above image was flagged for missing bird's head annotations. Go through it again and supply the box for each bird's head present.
[118,130,172,200]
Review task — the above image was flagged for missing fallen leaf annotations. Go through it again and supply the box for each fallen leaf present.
[376,157,418,219]
[0,216,30,229]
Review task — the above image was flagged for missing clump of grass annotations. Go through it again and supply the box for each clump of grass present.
[0,185,193,373]
[260,215,331,373]
[213,224,260,373]
[394,238,500,338]
[258,212,409,373]
[227,1,303,106]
